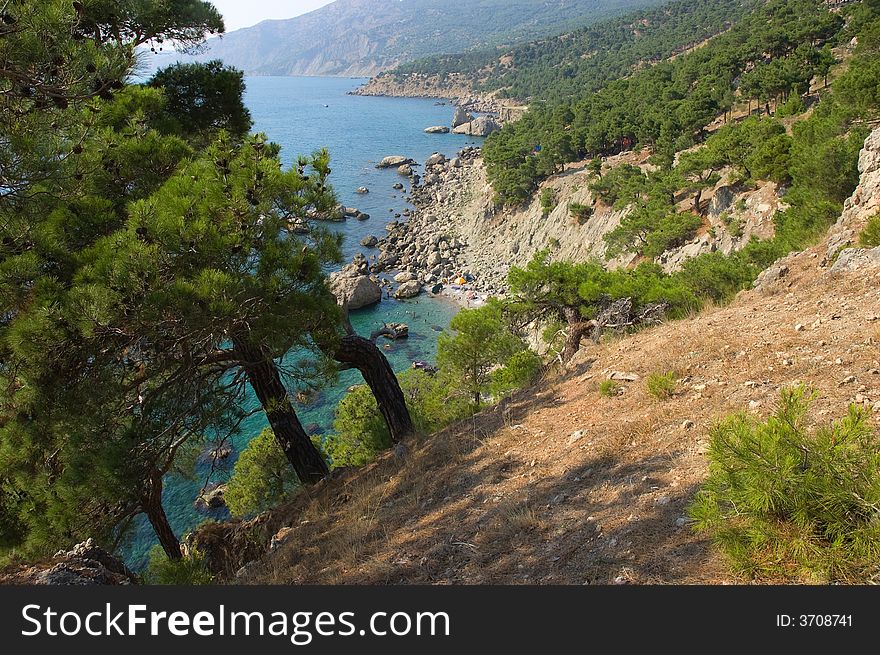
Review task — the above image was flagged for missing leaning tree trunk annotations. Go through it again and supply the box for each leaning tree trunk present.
[233,338,329,485]
[141,468,182,561]
[561,307,598,364]
[333,334,415,442]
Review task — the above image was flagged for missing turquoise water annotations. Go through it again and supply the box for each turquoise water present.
[124,77,480,569]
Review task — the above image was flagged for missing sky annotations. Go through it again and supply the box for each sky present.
[210,0,336,31]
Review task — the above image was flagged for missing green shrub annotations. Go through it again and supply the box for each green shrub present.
[569,201,593,225]
[645,371,678,400]
[775,94,806,118]
[858,212,880,247]
[142,546,214,585]
[491,349,543,398]
[690,387,880,583]
[599,379,621,397]
[540,187,557,216]
[324,385,391,468]
[225,428,300,518]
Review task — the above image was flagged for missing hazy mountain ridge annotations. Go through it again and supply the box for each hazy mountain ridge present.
[149,0,664,77]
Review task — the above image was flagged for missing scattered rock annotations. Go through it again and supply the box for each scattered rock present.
[360,235,379,248]
[425,152,446,167]
[394,271,417,283]
[398,164,414,176]
[377,156,415,169]
[0,538,139,585]
[394,280,422,299]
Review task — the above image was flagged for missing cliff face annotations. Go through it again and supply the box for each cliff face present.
[152,0,661,78]
[408,148,785,294]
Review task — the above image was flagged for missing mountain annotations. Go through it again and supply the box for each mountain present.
[149,0,665,77]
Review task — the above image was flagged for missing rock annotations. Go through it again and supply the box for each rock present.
[452,116,501,137]
[424,126,450,134]
[450,157,462,168]
[210,447,232,460]
[355,186,369,194]
[681,420,696,431]
[393,182,404,190]
[197,483,227,510]
[829,247,880,274]
[394,280,422,299]
[451,106,472,129]
[0,538,139,585]
[609,371,640,382]
[270,527,296,553]
[341,206,360,217]
[708,186,736,217]
[753,262,790,291]
[654,495,671,507]
[397,164,415,177]
[394,271,417,283]
[425,152,446,167]
[377,323,409,340]
[568,430,587,445]
[328,272,382,309]
[356,212,370,221]
[360,235,379,248]
[430,283,444,294]
[377,156,415,169]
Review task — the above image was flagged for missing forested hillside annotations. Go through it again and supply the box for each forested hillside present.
[161,0,666,77]
[392,0,750,101]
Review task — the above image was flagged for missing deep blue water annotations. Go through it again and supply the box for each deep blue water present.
[124,77,481,569]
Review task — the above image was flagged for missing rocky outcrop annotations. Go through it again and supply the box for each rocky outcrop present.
[452,115,501,137]
[824,128,880,262]
[394,280,422,299]
[329,255,383,309]
[452,106,473,129]
[196,483,228,510]
[377,156,416,169]
[425,126,450,134]
[0,539,138,585]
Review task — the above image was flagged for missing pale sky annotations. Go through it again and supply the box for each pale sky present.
[210,0,335,31]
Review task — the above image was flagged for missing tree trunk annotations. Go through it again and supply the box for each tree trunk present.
[333,334,415,442]
[141,469,181,561]
[693,188,703,215]
[233,338,329,485]
[562,307,598,364]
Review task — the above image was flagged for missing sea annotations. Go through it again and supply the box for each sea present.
[123,76,483,569]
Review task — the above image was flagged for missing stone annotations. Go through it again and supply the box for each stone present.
[328,272,382,309]
[270,527,296,552]
[424,125,450,134]
[567,430,587,445]
[398,164,414,176]
[360,235,379,248]
[393,182,404,190]
[356,212,370,221]
[197,483,227,510]
[425,152,446,167]
[0,538,139,585]
[377,156,415,169]
[394,271,417,283]
[451,106,472,129]
[609,371,640,382]
[681,420,696,431]
[829,247,880,274]
[452,115,501,137]
[355,186,369,194]
[394,280,422,299]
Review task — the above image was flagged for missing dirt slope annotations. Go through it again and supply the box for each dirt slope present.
[236,130,880,586]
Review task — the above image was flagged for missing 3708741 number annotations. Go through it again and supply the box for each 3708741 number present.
[798,615,852,627]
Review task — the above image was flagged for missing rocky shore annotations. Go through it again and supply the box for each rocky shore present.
[329,146,505,309]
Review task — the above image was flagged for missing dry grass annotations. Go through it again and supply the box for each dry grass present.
[236,240,880,585]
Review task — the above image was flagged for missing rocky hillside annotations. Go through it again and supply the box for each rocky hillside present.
[152,0,662,77]
[189,127,880,585]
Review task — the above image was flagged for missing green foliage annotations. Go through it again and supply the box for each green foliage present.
[142,545,214,585]
[398,369,472,434]
[490,350,543,398]
[437,301,530,410]
[645,371,678,400]
[599,379,621,398]
[148,60,253,145]
[776,94,806,117]
[569,202,593,225]
[539,187,557,216]
[324,386,392,468]
[225,429,300,518]
[859,213,880,248]
[690,387,880,583]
